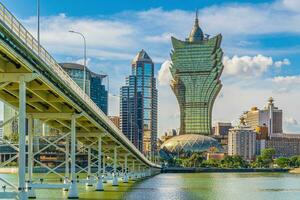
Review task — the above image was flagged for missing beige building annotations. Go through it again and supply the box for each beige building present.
[109,116,120,129]
[228,117,256,160]
[243,97,282,136]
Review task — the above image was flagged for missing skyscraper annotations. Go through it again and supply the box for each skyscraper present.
[170,12,224,135]
[120,50,158,154]
[60,63,108,114]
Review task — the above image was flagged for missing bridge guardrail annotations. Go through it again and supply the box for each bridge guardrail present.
[0,3,159,168]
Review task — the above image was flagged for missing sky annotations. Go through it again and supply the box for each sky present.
[1,0,300,136]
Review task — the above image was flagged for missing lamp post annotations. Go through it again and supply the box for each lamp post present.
[37,0,40,55]
[69,30,87,94]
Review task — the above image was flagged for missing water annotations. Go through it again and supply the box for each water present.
[1,173,300,199]
[124,173,300,200]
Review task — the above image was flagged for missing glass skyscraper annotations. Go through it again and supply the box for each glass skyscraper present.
[170,13,224,135]
[60,63,108,114]
[120,50,158,154]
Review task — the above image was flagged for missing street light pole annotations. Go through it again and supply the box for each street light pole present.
[37,0,40,55]
[69,30,87,94]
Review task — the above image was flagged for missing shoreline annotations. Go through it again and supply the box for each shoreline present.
[162,167,290,173]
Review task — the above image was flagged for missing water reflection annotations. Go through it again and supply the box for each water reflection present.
[123,173,300,200]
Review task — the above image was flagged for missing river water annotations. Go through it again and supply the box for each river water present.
[123,173,300,200]
[1,172,300,200]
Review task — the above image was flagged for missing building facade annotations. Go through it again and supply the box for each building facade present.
[120,50,158,154]
[228,118,256,160]
[170,13,224,135]
[265,134,300,158]
[214,122,232,136]
[243,97,282,136]
[60,63,108,114]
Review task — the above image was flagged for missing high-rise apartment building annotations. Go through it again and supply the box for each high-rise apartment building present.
[60,63,108,114]
[170,12,224,135]
[243,97,282,136]
[228,117,256,160]
[120,50,158,154]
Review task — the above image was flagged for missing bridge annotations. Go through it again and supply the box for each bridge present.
[0,3,160,200]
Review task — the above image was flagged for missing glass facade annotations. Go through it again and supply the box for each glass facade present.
[60,63,108,114]
[170,15,224,135]
[120,50,158,154]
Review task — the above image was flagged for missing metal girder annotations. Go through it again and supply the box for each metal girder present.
[27,112,73,119]
[2,89,46,112]
[0,73,38,82]
[0,81,10,89]
[5,81,50,91]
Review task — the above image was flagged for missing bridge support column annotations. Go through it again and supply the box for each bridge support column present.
[64,136,70,191]
[18,79,27,200]
[136,165,141,179]
[86,147,93,187]
[112,147,118,186]
[123,155,128,183]
[68,115,79,199]
[27,116,36,199]
[96,136,104,191]
[102,155,107,183]
[131,160,136,181]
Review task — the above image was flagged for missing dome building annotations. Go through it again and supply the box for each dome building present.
[159,134,223,159]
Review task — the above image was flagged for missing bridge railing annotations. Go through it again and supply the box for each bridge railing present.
[0,3,158,168]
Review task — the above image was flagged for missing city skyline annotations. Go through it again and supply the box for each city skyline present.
[1,0,300,136]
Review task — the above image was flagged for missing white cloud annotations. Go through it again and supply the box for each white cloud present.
[276,0,300,12]
[158,60,172,86]
[145,33,174,43]
[285,117,298,125]
[274,58,290,68]
[223,55,291,78]
[75,58,91,66]
[272,75,300,84]
[223,55,273,78]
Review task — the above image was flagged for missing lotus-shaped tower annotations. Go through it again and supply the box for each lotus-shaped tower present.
[170,12,224,135]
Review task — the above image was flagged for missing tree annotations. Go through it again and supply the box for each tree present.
[260,148,276,167]
[289,156,300,168]
[275,157,290,168]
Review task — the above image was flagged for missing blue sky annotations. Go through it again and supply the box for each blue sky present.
[1,0,300,135]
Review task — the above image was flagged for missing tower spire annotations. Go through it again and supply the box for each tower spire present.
[188,9,204,42]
